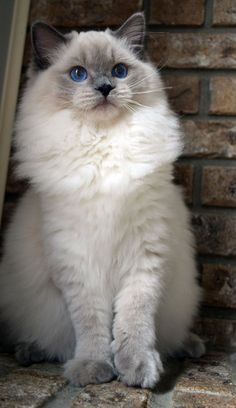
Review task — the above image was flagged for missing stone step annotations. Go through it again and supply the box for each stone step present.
[0,352,235,407]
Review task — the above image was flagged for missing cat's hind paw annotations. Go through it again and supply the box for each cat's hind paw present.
[184,332,206,358]
[64,358,116,386]
[15,342,47,366]
[173,332,206,359]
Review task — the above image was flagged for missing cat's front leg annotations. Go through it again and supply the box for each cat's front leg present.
[112,270,164,389]
[56,275,115,386]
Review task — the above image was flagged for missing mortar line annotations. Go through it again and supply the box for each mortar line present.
[53,24,236,34]
[146,26,236,33]
[200,306,236,320]
[161,68,236,76]
[178,157,236,166]
[198,254,236,265]
[180,114,236,121]
[143,0,150,52]
[192,163,202,209]
[192,206,236,215]
[199,77,210,116]
[143,0,151,22]
[204,0,214,28]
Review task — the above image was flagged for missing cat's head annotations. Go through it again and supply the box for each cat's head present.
[29,13,163,123]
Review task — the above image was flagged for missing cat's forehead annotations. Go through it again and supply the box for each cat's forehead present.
[64,30,132,68]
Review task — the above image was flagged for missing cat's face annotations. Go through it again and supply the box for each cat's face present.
[30,13,163,123]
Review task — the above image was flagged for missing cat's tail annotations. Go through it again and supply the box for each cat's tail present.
[0,319,15,353]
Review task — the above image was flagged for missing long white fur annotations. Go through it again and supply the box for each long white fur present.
[0,21,202,388]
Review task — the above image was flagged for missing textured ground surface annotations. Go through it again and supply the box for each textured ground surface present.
[0,352,236,407]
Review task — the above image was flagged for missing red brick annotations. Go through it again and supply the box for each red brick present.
[213,0,236,27]
[29,0,142,27]
[148,33,236,69]
[210,77,236,115]
[192,214,236,256]
[202,167,236,207]
[174,163,193,204]
[164,76,200,114]
[201,263,236,308]
[182,120,236,158]
[149,0,205,26]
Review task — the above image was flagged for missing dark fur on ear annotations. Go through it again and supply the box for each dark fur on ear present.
[112,12,145,57]
[31,22,68,70]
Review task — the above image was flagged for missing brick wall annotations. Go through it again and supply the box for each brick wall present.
[147,0,236,350]
[2,0,236,350]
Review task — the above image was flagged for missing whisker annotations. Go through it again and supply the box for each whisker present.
[129,72,157,89]
[131,87,172,95]
[128,100,150,109]
[122,98,150,109]
[57,87,96,99]
[123,104,132,113]
[126,103,136,113]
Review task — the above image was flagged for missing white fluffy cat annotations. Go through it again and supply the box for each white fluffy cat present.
[0,13,204,388]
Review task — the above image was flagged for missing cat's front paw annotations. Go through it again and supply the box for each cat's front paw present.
[64,358,116,386]
[113,343,163,389]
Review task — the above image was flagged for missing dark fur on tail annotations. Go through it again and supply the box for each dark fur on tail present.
[0,320,15,353]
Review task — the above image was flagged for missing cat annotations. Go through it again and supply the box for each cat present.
[0,12,205,388]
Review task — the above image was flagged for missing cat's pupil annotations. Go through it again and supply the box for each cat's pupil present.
[70,66,87,82]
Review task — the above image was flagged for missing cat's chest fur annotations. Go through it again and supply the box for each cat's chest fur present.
[41,189,135,290]
[17,107,178,284]
[16,107,171,195]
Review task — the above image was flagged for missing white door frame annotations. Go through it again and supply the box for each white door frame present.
[0,0,30,225]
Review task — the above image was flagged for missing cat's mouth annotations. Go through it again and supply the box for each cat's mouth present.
[94,98,116,110]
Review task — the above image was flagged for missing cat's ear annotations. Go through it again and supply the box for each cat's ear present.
[112,12,145,57]
[31,22,67,70]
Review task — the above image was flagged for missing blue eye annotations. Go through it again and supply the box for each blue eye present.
[111,63,128,78]
[70,66,87,82]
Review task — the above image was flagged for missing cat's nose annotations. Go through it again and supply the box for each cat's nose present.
[96,84,114,97]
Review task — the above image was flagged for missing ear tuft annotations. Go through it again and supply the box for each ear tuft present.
[31,22,67,70]
[112,12,145,57]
